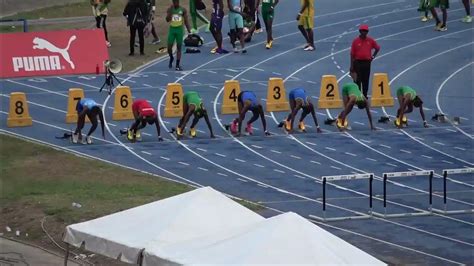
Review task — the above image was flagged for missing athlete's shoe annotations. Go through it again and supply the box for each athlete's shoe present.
[245,123,253,135]
[177,127,184,136]
[438,25,447,32]
[298,121,306,132]
[230,119,238,134]
[210,46,218,54]
[72,133,79,144]
[241,49,247,54]
[216,48,229,54]
[304,45,315,51]
[127,130,134,141]
[190,128,197,137]
[265,40,273,49]
[233,47,239,53]
[462,16,472,23]
[285,120,291,131]
[86,136,92,144]
[421,16,428,22]
[254,28,263,34]
[175,65,183,71]
[434,22,443,30]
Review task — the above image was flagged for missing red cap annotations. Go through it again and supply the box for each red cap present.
[359,24,369,31]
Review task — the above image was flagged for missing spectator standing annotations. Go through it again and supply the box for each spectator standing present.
[209,0,229,54]
[429,0,449,31]
[350,24,380,98]
[146,0,161,44]
[124,0,149,56]
[461,0,472,23]
[166,0,191,71]
[190,0,210,33]
[91,0,111,47]
[297,0,314,51]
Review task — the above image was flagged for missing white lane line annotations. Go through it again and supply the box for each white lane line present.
[241,78,250,82]
[307,80,317,84]
[316,112,327,116]
[290,155,302,159]
[393,131,404,136]
[142,132,152,136]
[271,149,282,154]
[257,184,268,188]
[325,147,336,151]
[158,73,169,76]
[108,106,114,110]
[380,144,392,149]
[306,141,317,146]
[227,69,239,72]
[434,141,445,146]
[217,172,228,177]
[237,178,248,182]
[258,83,267,87]
[386,163,398,167]
[108,123,117,127]
[366,157,377,162]
[224,74,234,78]
[207,70,217,74]
[294,174,306,179]
[311,160,321,165]
[210,85,219,89]
[178,162,190,166]
[141,151,152,155]
[360,139,372,143]
[460,117,469,121]
[235,158,246,163]
[400,149,412,154]
[344,152,357,157]
[330,166,342,170]
[274,169,285,173]
[272,72,282,75]
[163,120,170,124]
[197,148,207,152]
[251,145,263,149]
[143,84,152,87]
[454,147,466,151]
[196,129,206,134]
[445,128,457,133]
[160,156,170,160]
[442,160,454,165]
[198,167,209,171]
[192,81,202,85]
[414,137,424,141]
[370,110,378,114]
[353,121,365,125]
[214,153,226,157]
[252,67,265,72]
[422,155,433,159]
[254,163,265,168]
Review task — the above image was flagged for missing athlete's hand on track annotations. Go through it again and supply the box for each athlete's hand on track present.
[423,121,429,128]
[264,131,271,136]
[371,126,377,131]
[158,136,163,142]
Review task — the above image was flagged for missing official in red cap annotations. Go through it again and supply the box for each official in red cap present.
[350,24,380,98]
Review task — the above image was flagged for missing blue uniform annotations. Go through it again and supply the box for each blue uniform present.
[76,98,98,113]
[238,91,258,110]
[289,88,308,104]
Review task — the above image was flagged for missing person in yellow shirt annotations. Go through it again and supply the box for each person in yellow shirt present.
[297,0,314,51]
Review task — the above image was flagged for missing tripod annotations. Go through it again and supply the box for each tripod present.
[99,68,122,95]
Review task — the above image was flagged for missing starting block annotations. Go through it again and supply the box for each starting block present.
[372,170,434,218]
[266,77,289,112]
[221,80,241,114]
[7,92,32,127]
[432,113,446,123]
[112,86,134,120]
[370,73,394,107]
[309,173,374,222]
[318,75,342,109]
[164,83,183,118]
[432,168,474,215]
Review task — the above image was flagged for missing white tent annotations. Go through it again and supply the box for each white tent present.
[143,212,385,266]
[63,187,264,264]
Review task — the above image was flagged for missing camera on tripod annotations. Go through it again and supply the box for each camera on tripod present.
[100,59,123,95]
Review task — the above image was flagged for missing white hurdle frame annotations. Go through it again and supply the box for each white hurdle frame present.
[432,168,474,215]
[372,170,434,218]
[310,173,374,222]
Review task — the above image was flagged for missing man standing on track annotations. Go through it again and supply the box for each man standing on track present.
[74,98,105,144]
[395,86,428,128]
[429,0,449,31]
[230,91,270,136]
[127,99,163,142]
[350,24,380,98]
[228,0,247,53]
[166,0,191,71]
[176,91,215,139]
[337,82,375,131]
[279,88,322,133]
[210,0,229,54]
[461,0,472,23]
[261,0,278,49]
[296,0,315,51]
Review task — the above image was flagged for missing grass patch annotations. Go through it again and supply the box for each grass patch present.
[0,0,215,72]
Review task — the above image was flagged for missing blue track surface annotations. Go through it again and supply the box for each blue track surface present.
[1,0,473,264]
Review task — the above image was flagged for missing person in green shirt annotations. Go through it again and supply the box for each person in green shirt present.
[261,0,278,49]
[396,86,427,128]
[337,82,375,131]
[177,91,215,139]
[166,0,191,71]
[189,0,210,33]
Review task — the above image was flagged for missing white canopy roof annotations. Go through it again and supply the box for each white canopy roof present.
[143,212,385,266]
[63,187,264,264]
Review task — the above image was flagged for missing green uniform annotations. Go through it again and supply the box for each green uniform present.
[184,91,203,113]
[342,83,365,103]
[262,0,275,22]
[168,7,185,46]
[430,0,449,9]
[397,86,417,101]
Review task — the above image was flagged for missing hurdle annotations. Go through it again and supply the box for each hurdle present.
[372,170,434,218]
[432,168,474,215]
[310,173,374,222]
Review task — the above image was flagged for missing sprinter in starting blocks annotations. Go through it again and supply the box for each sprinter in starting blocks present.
[395,86,427,128]
[176,91,215,139]
[126,99,162,142]
[73,98,105,144]
[337,82,375,131]
[278,88,322,133]
[229,91,270,136]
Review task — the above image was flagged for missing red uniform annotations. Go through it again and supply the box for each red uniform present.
[132,99,156,117]
[351,36,380,61]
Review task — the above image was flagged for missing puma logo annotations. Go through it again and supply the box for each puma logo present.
[32,35,77,69]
